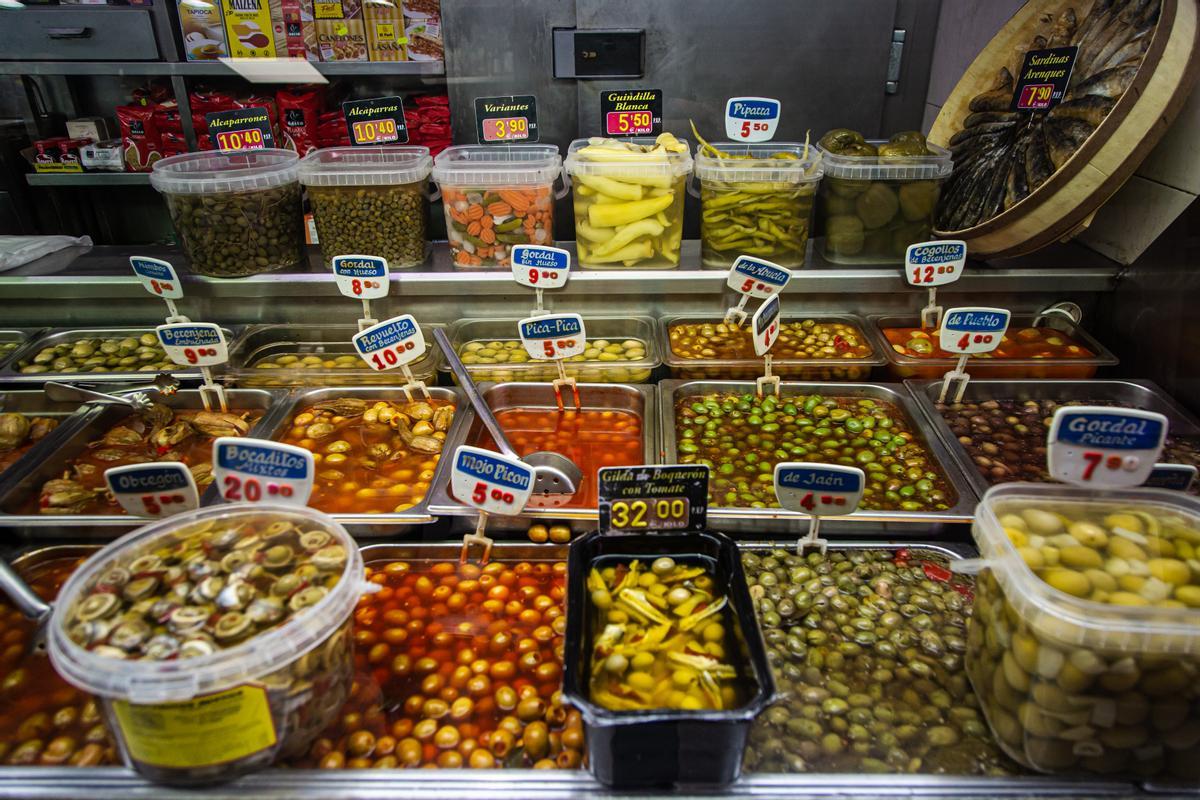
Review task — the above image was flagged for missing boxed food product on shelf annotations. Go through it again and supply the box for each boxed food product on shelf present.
[364,0,407,61]
[276,86,324,154]
[115,104,161,172]
[65,117,113,143]
[221,0,286,57]
[967,484,1200,782]
[402,1,441,61]
[80,138,125,172]
[281,0,319,58]
[177,0,229,60]
[315,0,367,61]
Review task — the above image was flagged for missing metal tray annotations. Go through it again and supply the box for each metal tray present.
[249,386,466,534]
[0,388,105,485]
[658,380,979,534]
[0,326,242,384]
[0,387,286,539]
[0,328,42,371]
[426,382,658,531]
[906,378,1200,499]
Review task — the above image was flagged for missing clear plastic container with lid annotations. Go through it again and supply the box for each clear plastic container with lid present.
[430,144,564,269]
[564,135,693,270]
[299,146,434,269]
[692,142,823,269]
[814,137,951,265]
[47,503,368,786]
[150,149,305,278]
[966,483,1200,781]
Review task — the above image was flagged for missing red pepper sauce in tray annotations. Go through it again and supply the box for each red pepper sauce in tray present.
[883,326,1095,361]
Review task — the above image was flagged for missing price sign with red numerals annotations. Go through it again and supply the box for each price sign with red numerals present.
[156,323,228,367]
[725,97,781,142]
[332,255,389,300]
[353,315,426,372]
[775,463,865,516]
[905,240,966,288]
[482,117,530,142]
[939,307,1010,355]
[474,95,539,145]
[342,97,409,146]
[728,256,790,299]
[1047,406,1167,488]
[105,463,198,518]
[1010,46,1077,113]
[212,437,314,507]
[752,295,781,357]
[518,313,585,361]
[451,445,534,516]
[511,245,570,290]
[600,89,663,137]
[130,256,183,301]
[205,107,275,154]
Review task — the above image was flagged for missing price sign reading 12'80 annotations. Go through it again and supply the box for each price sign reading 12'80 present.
[130,256,183,300]
[728,256,790,299]
[451,445,534,516]
[332,255,389,300]
[939,307,1011,355]
[752,295,781,357]
[156,323,228,367]
[104,463,199,519]
[511,245,570,290]
[905,240,966,287]
[1047,406,1168,488]
[353,315,426,372]
[212,438,314,506]
[518,313,585,360]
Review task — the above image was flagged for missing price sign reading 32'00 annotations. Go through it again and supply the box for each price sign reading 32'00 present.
[939,307,1010,355]
[156,323,228,367]
[511,245,570,290]
[1047,406,1168,488]
[211,438,314,507]
[451,445,534,516]
[353,315,426,372]
[518,313,585,360]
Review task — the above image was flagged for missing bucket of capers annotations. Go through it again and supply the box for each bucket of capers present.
[966,483,1200,782]
[46,504,368,786]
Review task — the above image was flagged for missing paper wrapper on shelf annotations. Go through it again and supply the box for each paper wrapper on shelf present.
[116,104,162,173]
[277,86,324,155]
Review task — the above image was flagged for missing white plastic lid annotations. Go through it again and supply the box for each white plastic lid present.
[817,139,951,181]
[564,137,693,179]
[298,145,432,187]
[430,144,561,187]
[48,503,368,703]
[150,149,300,195]
[694,142,823,184]
[973,483,1200,656]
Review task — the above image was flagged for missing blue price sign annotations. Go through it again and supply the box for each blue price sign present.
[450,445,534,516]
[331,255,389,300]
[105,463,198,518]
[752,295,781,357]
[774,463,865,516]
[728,256,790,299]
[1047,406,1168,488]
[211,437,314,506]
[725,96,781,142]
[156,323,227,367]
[518,313,585,360]
[353,315,426,371]
[512,245,570,289]
[905,240,966,287]
[1144,463,1197,492]
[939,307,1011,355]
[130,256,183,300]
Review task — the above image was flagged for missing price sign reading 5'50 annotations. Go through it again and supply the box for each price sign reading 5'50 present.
[774,463,864,516]
[1047,406,1167,488]
[511,245,570,289]
[728,256,790,299]
[939,307,1010,355]
[211,438,314,507]
[130,256,183,300]
[156,323,228,367]
[451,445,534,516]
[353,315,426,372]
[332,255,390,300]
[752,295,781,356]
[105,463,199,518]
[518,313,585,360]
[905,240,966,287]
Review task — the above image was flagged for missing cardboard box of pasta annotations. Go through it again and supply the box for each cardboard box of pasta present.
[221,0,286,58]
[364,0,406,61]
[315,0,367,60]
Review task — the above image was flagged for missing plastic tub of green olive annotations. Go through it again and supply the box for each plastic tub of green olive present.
[2,327,239,383]
[46,503,369,786]
[964,483,1200,782]
[442,316,660,384]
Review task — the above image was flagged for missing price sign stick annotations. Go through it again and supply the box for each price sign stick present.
[518,311,584,411]
[921,287,943,330]
[156,322,229,412]
[451,445,536,566]
[724,294,751,327]
[352,314,432,402]
[461,511,495,567]
[757,353,779,399]
[399,364,430,403]
[511,245,571,318]
[359,299,378,333]
[198,368,229,413]
[935,306,1011,404]
[752,295,782,399]
[904,241,967,330]
[553,359,581,412]
[130,257,190,324]
[938,354,972,404]
[775,463,865,556]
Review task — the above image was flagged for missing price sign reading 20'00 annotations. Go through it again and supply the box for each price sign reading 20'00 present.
[1047,406,1168,488]
[939,307,1010,355]
[518,313,585,360]
[353,315,426,372]
[156,323,228,367]
[211,438,314,507]
[451,445,534,516]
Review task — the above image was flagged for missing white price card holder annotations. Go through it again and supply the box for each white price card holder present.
[331,255,390,331]
[156,322,229,412]
[936,306,1011,403]
[130,256,189,323]
[752,295,782,397]
[725,97,781,143]
[104,462,199,518]
[775,462,864,554]
[518,312,585,410]
[451,444,535,564]
[211,437,315,506]
[1144,463,1198,492]
[512,245,570,316]
[724,256,790,325]
[904,240,966,329]
[352,314,431,401]
[1047,407,1168,488]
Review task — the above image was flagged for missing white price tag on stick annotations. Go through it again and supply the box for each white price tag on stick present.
[1047,407,1168,488]
[353,315,427,371]
[725,97,781,142]
[752,295,782,397]
[775,462,865,554]
[512,245,570,290]
[212,437,314,506]
[725,256,790,325]
[452,445,535,564]
[332,255,390,300]
[518,313,585,360]
[130,256,184,302]
[937,306,1011,403]
[105,463,199,518]
[1144,463,1198,492]
[156,323,228,368]
[904,240,966,328]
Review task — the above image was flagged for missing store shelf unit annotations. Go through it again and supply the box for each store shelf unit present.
[25,173,152,187]
[0,60,446,77]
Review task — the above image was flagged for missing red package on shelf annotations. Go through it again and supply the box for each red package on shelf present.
[116,103,162,173]
[235,94,280,141]
[153,100,184,136]
[276,86,324,156]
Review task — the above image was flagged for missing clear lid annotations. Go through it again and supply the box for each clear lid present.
[693,142,823,184]
[817,140,951,181]
[298,145,432,187]
[430,144,561,187]
[973,483,1200,656]
[47,503,369,703]
[149,149,300,195]
[564,137,693,179]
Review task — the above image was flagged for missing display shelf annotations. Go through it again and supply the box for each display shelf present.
[25,172,152,187]
[0,60,445,77]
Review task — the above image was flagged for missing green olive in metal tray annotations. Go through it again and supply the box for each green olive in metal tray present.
[674,392,954,512]
[742,548,1016,775]
[17,333,173,375]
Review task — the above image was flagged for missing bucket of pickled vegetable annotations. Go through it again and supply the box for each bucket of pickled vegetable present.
[47,504,368,786]
[564,135,692,270]
[562,529,775,786]
[431,144,563,269]
[692,142,823,269]
[966,483,1200,782]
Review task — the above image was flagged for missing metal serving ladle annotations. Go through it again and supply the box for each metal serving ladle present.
[433,328,582,503]
[44,372,181,411]
[0,560,52,655]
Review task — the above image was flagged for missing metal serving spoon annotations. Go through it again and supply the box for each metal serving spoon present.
[44,372,181,411]
[0,559,52,655]
[433,328,582,501]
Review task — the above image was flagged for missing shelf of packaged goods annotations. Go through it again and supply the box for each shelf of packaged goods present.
[0,241,1122,301]
[25,172,152,187]
[0,60,445,77]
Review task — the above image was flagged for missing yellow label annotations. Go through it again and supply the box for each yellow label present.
[221,0,278,57]
[112,685,277,769]
[313,0,342,18]
[374,21,393,39]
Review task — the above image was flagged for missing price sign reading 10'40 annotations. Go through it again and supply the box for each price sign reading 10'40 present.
[1047,407,1168,488]
[353,314,426,372]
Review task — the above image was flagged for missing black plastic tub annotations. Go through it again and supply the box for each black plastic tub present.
[562,529,776,788]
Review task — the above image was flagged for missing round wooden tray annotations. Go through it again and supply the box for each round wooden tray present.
[929,0,1200,260]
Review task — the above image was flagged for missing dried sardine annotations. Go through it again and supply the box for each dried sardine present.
[1044,115,1095,169]
[1049,94,1117,127]
[1049,7,1078,47]
[1024,123,1055,193]
[964,111,1021,129]
[1004,135,1030,210]
[1073,64,1140,99]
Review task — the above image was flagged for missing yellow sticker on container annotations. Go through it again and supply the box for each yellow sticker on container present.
[111,685,277,769]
